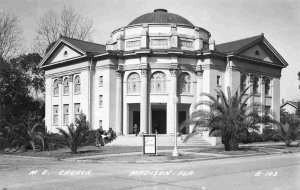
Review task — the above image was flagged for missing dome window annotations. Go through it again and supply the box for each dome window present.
[255,50,260,56]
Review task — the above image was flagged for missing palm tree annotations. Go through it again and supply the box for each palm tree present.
[57,113,90,153]
[185,86,275,151]
[278,110,300,146]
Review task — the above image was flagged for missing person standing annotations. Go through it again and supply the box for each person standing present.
[133,124,138,136]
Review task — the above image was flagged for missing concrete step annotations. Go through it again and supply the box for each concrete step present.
[106,135,212,147]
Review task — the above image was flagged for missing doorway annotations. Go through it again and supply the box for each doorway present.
[151,104,167,134]
[179,111,187,134]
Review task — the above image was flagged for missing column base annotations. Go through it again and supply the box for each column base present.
[116,132,123,136]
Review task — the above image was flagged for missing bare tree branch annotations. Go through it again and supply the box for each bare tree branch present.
[0,12,23,61]
[33,6,94,56]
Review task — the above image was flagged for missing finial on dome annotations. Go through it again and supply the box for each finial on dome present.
[154,9,167,12]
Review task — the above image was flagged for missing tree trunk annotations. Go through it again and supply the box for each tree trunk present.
[229,137,239,151]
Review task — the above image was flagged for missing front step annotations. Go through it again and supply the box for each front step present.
[106,134,212,147]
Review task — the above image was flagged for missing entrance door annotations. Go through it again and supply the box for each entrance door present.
[152,110,166,134]
[132,111,140,134]
[179,111,187,134]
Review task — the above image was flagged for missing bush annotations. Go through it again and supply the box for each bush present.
[237,132,251,144]
[57,113,90,153]
[261,128,277,142]
[95,127,117,146]
[250,131,263,142]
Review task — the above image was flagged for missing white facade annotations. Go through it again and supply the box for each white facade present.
[41,9,287,135]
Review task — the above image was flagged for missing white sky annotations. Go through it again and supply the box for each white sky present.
[1,0,300,102]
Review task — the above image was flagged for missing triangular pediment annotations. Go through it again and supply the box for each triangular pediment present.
[50,44,83,64]
[235,39,288,67]
[239,43,275,63]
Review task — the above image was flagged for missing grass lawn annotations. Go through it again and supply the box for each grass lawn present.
[186,143,300,156]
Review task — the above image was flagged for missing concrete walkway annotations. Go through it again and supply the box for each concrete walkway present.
[63,143,285,163]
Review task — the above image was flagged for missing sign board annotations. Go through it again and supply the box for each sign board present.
[143,135,157,154]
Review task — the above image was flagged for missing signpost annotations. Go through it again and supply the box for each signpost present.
[143,135,157,155]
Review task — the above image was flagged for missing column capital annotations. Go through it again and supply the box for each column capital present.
[261,76,266,84]
[58,77,63,84]
[196,70,203,78]
[116,70,123,79]
[141,69,148,77]
[170,69,178,77]
[69,74,74,81]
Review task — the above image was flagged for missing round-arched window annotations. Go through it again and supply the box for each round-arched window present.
[53,79,59,96]
[63,77,69,95]
[151,72,166,93]
[178,72,191,94]
[253,77,259,94]
[127,72,141,93]
[240,75,247,92]
[265,79,271,95]
[74,75,81,93]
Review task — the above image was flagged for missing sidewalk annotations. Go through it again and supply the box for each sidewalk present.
[62,144,286,163]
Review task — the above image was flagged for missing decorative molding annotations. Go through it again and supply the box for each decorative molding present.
[170,69,177,77]
[141,69,148,76]
[196,70,203,78]
[69,74,74,82]
[261,76,266,84]
[116,70,123,79]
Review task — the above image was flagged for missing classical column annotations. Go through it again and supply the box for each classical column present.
[58,77,63,128]
[116,71,123,135]
[249,74,254,106]
[140,69,148,134]
[170,69,178,135]
[260,77,266,133]
[68,75,74,124]
[196,70,203,103]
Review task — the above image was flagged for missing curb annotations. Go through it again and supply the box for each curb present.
[0,154,59,161]
[61,151,286,164]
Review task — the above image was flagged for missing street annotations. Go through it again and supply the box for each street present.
[1,153,300,190]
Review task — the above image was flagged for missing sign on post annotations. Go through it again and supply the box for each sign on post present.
[143,135,157,155]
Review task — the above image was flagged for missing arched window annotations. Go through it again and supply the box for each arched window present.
[151,72,166,93]
[74,75,81,93]
[240,75,247,92]
[63,77,69,95]
[253,77,259,94]
[265,79,271,95]
[178,72,191,94]
[53,79,59,96]
[127,73,141,93]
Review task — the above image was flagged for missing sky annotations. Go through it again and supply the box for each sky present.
[1,0,300,102]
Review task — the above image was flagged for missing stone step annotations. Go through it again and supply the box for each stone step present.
[106,135,212,146]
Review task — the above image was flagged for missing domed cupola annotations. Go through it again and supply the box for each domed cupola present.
[128,9,194,27]
[107,9,210,52]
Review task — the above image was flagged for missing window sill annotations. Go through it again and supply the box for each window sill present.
[127,94,140,96]
[150,93,168,95]
[53,95,59,97]
[178,94,193,97]
[63,94,69,96]
[265,95,272,98]
[74,92,81,95]
[253,94,261,97]
[99,106,103,108]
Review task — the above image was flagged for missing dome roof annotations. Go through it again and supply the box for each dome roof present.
[128,9,194,27]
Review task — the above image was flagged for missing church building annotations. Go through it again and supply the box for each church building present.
[40,9,288,136]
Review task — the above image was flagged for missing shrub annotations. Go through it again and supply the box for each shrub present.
[250,131,262,143]
[237,132,251,144]
[95,127,117,146]
[262,128,277,142]
[57,113,90,153]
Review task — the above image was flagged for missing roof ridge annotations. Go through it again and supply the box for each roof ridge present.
[216,34,262,46]
[61,36,105,47]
